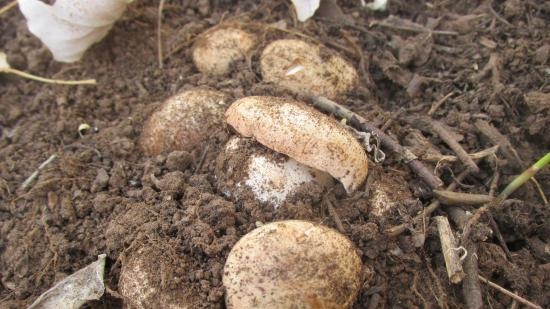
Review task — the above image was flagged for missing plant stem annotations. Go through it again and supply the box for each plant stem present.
[498,152,550,200]
[3,68,97,85]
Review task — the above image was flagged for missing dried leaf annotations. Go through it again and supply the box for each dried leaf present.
[290,0,320,22]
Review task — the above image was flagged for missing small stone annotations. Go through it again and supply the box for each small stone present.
[109,162,127,189]
[91,168,109,192]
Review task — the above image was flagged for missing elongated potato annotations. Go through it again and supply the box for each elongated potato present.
[261,39,358,99]
[225,96,368,192]
[223,220,363,309]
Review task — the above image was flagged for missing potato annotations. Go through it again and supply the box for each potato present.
[261,39,358,99]
[119,244,199,309]
[139,89,228,156]
[223,220,363,309]
[215,137,332,207]
[193,27,257,75]
[225,96,368,193]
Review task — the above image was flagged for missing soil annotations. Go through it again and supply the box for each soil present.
[1,0,549,308]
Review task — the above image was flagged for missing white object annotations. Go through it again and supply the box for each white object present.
[27,254,107,309]
[290,0,320,22]
[245,155,317,207]
[362,0,388,11]
[217,137,333,207]
[0,51,9,69]
[18,0,134,62]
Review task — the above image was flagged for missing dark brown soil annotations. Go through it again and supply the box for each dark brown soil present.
[1,0,549,308]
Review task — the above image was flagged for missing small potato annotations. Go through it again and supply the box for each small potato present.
[193,27,257,75]
[223,220,363,309]
[119,243,199,309]
[215,137,332,207]
[225,96,368,193]
[139,89,228,156]
[261,39,358,99]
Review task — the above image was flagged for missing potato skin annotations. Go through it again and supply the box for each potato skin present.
[139,89,228,156]
[193,27,257,75]
[225,96,368,193]
[223,220,363,309]
[261,39,358,99]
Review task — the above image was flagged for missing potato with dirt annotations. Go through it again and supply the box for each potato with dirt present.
[223,220,364,309]
[119,242,200,309]
[193,26,257,75]
[139,89,228,156]
[225,96,369,193]
[261,39,358,99]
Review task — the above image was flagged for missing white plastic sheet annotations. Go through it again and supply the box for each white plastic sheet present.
[27,254,107,309]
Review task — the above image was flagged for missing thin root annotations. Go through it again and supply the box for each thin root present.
[2,68,96,85]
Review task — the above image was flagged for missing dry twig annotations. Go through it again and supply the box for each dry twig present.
[425,145,499,164]
[311,96,443,189]
[370,16,459,36]
[428,92,455,116]
[20,155,57,190]
[478,275,542,309]
[433,190,493,206]
[157,0,166,69]
[434,216,465,284]
[423,118,480,174]
[487,5,513,27]
[462,242,483,309]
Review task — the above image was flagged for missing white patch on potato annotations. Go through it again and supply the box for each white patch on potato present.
[245,155,316,207]
[215,137,332,207]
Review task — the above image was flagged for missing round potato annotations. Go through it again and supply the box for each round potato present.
[215,137,332,207]
[261,39,358,99]
[139,89,228,156]
[223,220,363,309]
[119,243,199,309]
[225,96,368,193]
[193,27,257,75]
